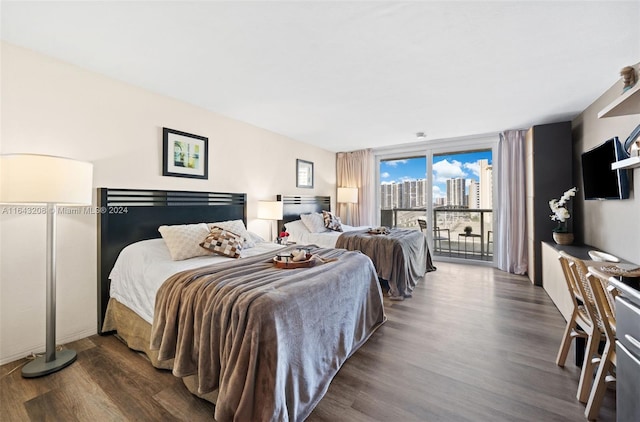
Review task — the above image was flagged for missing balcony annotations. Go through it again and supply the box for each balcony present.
[381,207,493,261]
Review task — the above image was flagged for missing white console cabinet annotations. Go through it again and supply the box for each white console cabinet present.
[540,242,604,321]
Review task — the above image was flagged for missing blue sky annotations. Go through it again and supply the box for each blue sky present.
[380,150,492,199]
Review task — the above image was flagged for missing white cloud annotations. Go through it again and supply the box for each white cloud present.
[432,159,467,183]
[381,171,390,179]
[432,185,444,199]
[384,159,408,167]
[464,162,480,177]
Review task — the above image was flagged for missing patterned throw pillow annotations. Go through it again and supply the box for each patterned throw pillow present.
[300,213,328,233]
[158,223,213,261]
[322,210,343,232]
[207,219,255,248]
[200,226,243,258]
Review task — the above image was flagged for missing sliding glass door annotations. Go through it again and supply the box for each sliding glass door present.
[431,150,493,261]
[377,136,497,263]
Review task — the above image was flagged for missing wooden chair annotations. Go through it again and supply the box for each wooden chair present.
[417,218,451,256]
[556,251,604,403]
[584,266,618,421]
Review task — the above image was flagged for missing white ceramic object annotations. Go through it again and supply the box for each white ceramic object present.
[588,250,620,263]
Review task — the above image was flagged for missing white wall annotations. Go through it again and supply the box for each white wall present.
[572,73,640,263]
[0,42,336,364]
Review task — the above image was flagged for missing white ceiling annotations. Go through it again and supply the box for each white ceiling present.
[2,1,639,152]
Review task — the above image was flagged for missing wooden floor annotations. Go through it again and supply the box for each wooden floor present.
[1,262,615,421]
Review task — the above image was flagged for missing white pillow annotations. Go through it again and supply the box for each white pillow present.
[207,219,256,248]
[158,223,212,261]
[246,230,265,244]
[300,213,328,233]
[284,219,311,237]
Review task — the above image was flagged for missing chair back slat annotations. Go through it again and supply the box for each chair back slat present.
[558,255,582,308]
[559,251,602,330]
[586,268,618,339]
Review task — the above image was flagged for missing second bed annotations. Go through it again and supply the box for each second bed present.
[277,194,436,299]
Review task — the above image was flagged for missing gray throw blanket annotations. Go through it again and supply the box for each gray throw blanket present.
[150,246,386,422]
[335,229,436,299]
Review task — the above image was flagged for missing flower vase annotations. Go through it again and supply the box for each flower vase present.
[553,232,574,245]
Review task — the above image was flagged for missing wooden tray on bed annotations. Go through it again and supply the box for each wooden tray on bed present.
[367,227,390,235]
[273,255,315,269]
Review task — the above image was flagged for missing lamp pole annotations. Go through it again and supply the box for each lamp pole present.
[22,204,77,377]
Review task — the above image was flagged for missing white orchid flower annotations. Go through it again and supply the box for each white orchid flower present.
[549,187,576,222]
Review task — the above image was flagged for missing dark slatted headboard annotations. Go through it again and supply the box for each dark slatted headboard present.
[276,195,331,231]
[97,188,247,334]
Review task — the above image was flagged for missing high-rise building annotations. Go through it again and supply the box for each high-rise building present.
[380,183,393,209]
[402,180,417,208]
[478,159,493,208]
[446,178,466,207]
[392,183,401,209]
[468,180,479,209]
[416,179,427,207]
[380,179,428,209]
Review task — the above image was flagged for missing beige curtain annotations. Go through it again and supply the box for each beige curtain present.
[336,149,375,226]
[496,130,528,274]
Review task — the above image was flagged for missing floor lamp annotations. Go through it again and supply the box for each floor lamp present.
[0,154,93,378]
[257,200,283,242]
[337,187,358,226]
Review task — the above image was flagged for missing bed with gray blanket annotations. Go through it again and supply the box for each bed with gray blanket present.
[97,188,386,422]
[149,245,385,421]
[277,195,436,300]
[336,228,435,299]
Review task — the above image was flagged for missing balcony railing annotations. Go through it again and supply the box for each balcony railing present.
[380,207,493,261]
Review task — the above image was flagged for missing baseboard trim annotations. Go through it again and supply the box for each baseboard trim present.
[0,327,97,366]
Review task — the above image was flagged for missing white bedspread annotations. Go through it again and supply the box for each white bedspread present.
[109,238,284,323]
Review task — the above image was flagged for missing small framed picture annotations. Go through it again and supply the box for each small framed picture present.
[162,128,208,179]
[296,159,314,188]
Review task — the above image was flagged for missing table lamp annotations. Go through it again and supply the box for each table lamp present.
[337,187,358,225]
[257,200,283,242]
[0,154,93,377]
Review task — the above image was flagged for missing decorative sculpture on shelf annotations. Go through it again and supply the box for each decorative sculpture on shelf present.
[620,65,637,93]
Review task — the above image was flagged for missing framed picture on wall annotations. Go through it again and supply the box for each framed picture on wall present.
[162,127,208,179]
[296,159,314,188]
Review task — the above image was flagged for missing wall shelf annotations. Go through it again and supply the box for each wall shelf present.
[598,83,640,118]
[612,156,640,170]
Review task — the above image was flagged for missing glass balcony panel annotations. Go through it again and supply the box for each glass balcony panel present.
[381,208,493,261]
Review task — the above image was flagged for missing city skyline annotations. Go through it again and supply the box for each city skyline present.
[380,150,493,200]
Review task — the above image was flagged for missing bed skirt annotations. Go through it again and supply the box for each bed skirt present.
[102,298,219,404]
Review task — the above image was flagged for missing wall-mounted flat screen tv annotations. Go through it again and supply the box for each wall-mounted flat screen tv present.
[581,137,629,200]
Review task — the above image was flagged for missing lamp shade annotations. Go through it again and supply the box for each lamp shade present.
[337,187,358,204]
[0,154,93,205]
[257,200,283,220]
